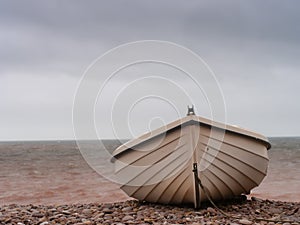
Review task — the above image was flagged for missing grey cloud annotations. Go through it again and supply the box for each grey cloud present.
[1,0,299,74]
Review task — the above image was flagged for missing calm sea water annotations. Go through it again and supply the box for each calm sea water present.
[250,137,300,201]
[0,137,299,205]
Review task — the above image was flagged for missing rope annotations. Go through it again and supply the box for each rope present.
[194,175,232,218]
[194,172,299,223]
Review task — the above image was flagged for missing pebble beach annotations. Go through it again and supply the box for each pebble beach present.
[1,198,299,224]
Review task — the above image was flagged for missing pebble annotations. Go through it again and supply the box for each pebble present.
[122,215,134,221]
[82,208,92,215]
[238,219,253,224]
[207,207,217,214]
[62,210,71,215]
[40,222,49,225]
[269,208,282,214]
[122,206,133,212]
[102,207,113,213]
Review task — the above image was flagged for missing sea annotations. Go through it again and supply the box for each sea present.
[0,137,299,205]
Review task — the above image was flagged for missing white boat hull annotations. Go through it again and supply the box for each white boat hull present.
[112,115,270,208]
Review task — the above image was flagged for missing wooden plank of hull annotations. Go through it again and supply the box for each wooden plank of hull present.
[113,115,270,207]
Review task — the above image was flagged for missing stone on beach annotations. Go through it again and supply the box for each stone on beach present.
[238,218,253,224]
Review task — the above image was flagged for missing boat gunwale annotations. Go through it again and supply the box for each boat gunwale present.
[112,115,271,157]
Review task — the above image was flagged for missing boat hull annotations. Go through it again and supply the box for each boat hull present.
[113,116,270,207]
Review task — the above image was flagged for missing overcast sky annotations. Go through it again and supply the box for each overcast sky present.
[1,0,300,140]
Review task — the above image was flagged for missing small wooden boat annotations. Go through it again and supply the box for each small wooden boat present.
[112,106,271,208]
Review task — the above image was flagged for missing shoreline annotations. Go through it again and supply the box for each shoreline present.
[1,198,299,224]
[0,139,299,206]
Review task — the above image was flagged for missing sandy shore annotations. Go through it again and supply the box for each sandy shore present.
[0,198,299,225]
